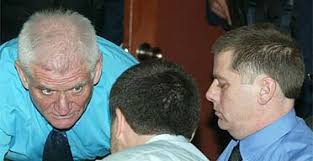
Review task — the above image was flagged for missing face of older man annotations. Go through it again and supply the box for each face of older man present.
[27,64,94,129]
[15,42,101,130]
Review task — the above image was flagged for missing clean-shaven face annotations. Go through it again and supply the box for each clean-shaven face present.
[28,63,94,130]
[206,51,259,139]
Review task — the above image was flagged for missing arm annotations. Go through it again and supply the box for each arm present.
[0,124,12,160]
[0,39,21,160]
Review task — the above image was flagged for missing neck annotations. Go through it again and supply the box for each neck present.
[233,97,294,140]
[125,133,156,148]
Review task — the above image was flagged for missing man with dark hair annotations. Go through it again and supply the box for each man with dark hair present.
[100,60,209,161]
[206,23,313,161]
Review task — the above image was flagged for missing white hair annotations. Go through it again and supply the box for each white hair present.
[18,9,99,78]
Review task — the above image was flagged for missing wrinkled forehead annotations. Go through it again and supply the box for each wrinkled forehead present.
[32,40,87,74]
[30,59,90,80]
[29,61,90,88]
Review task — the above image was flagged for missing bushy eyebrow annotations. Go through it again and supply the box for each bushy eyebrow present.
[35,80,89,92]
[36,85,52,91]
[69,82,88,90]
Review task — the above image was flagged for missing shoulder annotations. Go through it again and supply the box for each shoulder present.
[0,39,18,72]
[283,117,313,144]
[101,144,174,161]
[0,38,29,122]
[0,38,36,136]
[0,38,30,110]
[102,139,209,161]
[0,39,20,88]
[0,39,18,61]
[217,140,236,161]
[0,89,34,137]
[96,36,137,69]
[0,96,35,159]
[277,118,313,160]
[94,37,138,92]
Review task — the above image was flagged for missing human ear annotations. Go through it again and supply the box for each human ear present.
[15,61,29,89]
[114,108,127,139]
[92,53,102,85]
[257,76,276,105]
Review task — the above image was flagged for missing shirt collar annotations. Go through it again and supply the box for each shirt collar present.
[239,109,297,160]
[146,134,188,144]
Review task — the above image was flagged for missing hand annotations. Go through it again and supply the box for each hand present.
[208,0,232,25]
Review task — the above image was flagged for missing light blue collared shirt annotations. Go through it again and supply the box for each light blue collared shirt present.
[0,37,138,161]
[100,134,210,161]
[218,109,313,161]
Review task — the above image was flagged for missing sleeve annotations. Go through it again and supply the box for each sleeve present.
[0,104,15,160]
[0,39,18,160]
[0,127,12,160]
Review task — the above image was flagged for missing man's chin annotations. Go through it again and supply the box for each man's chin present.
[49,117,78,130]
[217,119,228,130]
[54,124,75,130]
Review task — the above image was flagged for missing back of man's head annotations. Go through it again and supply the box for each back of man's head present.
[109,60,200,139]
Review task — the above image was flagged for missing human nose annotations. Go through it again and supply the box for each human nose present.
[206,80,219,103]
[56,93,71,115]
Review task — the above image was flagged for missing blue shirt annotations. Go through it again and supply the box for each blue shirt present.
[99,134,210,161]
[218,109,313,161]
[0,37,138,161]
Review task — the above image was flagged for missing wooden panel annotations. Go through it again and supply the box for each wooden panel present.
[123,0,160,53]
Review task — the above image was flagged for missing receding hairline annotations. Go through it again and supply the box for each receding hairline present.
[18,10,99,76]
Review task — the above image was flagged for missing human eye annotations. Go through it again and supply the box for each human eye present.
[41,88,53,95]
[217,80,227,89]
[72,85,83,93]
[217,83,225,88]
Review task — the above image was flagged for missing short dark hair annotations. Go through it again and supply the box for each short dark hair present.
[212,23,305,98]
[109,60,200,139]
